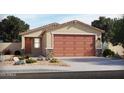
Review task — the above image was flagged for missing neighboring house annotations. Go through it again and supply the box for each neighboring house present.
[20,20,104,57]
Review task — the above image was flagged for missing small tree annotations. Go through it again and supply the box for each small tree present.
[0,15,29,42]
[92,15,124,48]
[92,16,114,43]
[111,17,124,47]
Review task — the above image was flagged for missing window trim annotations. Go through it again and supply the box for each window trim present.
[34,38,40,48]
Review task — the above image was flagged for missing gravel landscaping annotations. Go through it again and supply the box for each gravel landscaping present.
[0,60,69,67]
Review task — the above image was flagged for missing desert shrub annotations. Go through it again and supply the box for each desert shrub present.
[25,55,29,59]
[3,49,12,55]
[14,60,25,65]
[103,49,115,57]
[18,56,25,60]
[37,55,44,61]
[14,50,21,55]
[50,58,59,63]
[45,57,51,61]
[26,58,37,64]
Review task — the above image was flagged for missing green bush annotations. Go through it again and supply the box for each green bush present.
[14,50,21,55]
[50,58,59,63]
[25,55,30,59]
[26,58,37,64]
[103,49,115,57]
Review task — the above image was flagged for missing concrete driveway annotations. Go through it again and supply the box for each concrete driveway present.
[58,57,124,71]
[0,57,124,73]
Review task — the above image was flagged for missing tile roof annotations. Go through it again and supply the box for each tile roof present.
[20,20,104,35]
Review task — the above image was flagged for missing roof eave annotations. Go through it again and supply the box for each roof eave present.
[19,20,105,36]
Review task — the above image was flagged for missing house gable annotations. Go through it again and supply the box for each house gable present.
[20,20,104,37]
[23,30,43,37]
[50,23,102,35]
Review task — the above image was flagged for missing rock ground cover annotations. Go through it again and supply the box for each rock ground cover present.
[0,60,69,67]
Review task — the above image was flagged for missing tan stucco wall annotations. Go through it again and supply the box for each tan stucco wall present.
[108,43,124,56]
[46,24,102,49]
[0,43,21,53]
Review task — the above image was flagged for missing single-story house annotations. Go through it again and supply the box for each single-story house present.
[20,20,104,57]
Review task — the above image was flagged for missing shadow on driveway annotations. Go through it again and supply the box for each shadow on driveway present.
[60,57,110,62]
[95,60,124,66]
[60,57,124,66]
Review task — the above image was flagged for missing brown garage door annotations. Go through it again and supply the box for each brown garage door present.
[53,34,95,56]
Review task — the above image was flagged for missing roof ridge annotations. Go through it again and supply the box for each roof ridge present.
[20,20,104,35]
[27,22,59,32]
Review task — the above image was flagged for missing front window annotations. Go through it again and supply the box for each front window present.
[34,38,40,48]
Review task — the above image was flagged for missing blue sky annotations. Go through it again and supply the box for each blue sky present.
[0,14,122,29]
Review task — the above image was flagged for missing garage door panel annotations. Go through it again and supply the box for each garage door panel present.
[74,53,84,56]
[63,45,74,48]
[85,47,94,50]
[84,50,95,55]
[85,41,94,44]
[54,50,64,53]
[64,53,75,56]
[74,38,84,41]
[54,45,65,48]
[53,35,95,56]
[85,46,94,49]
[74,50,84,53]
[64,36,74,39]
[64,50,74,53]
[54,41,64,44]
[64,42,74,45]
[63,39,74,42]
[75,48,84,50]
[54,51,64,54]
[74,44,84,47]
[54,53,64,56]
[54,43,65,46]
[75,42,84,45]
[64,47,74,51]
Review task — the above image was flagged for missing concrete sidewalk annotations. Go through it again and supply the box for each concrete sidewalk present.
[0,65,69,73]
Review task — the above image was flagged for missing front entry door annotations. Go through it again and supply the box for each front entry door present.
[25,37,32,54]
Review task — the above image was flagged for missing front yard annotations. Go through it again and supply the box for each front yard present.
[0,60,69,67]
[0,56,124,74]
